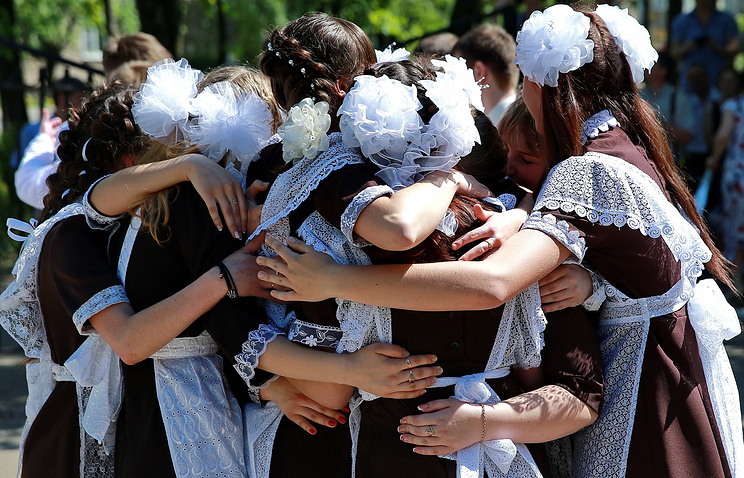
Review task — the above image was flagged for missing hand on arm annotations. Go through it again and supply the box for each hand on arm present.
[255,337,441,399]
[258,229,571,311]
[451,204,528,261]
[259,377,348,435]
[89,154,248,238]
[538,264,594,313]
[398,385,597,455]
[354,170,490,251]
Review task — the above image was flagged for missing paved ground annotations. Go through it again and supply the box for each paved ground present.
[1,283,744,477]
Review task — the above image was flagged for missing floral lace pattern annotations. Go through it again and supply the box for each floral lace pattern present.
[580,110,619,145]
[340,185,393,246]
[523,146,743,476]
[72,285,128,335]
[234,323,285,399]
[78,384,115,478]
[288,320,342,348]
[82,176,124,231]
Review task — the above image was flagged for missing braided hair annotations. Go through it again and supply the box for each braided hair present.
[259,13,377,113]
[40,82,151,222]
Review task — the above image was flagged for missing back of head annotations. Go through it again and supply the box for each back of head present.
[103,33,173,74]
[458,113,508,192]
[42,82,150,221]
[413,32,459,57]
[106,60,151,88]
[260,13,377,112]
[453,23,518,90]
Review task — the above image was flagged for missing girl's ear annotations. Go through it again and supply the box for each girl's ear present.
[334,76,350,99]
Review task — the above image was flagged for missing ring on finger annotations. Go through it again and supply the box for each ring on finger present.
[408,369,415,383]
[405,358,412,369]
[230,198,238,204]
[426,425,435,437]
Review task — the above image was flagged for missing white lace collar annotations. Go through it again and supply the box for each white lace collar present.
[581,110,620,145]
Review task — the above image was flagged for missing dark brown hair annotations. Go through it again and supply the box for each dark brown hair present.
[259,13,377,113]
[453,23,519,90]
[40,82,151,222]
[537,2,732,286]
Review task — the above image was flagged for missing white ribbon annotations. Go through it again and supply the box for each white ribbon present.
[6,218,38,242]
[65,335,122,454]
[686,278,744,477]
[431,369,519,478]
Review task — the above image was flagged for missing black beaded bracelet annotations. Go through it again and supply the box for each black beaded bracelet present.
[217,262,238,298]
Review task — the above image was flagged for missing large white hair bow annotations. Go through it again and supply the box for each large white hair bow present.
[595,4,658,84]
[515,4,594,87]
[132,58,204,142]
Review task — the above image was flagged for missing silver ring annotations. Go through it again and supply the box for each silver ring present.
[405,358,412,368]
[408,370,415,383]
[426,426,435,437]
[230,198,238,204]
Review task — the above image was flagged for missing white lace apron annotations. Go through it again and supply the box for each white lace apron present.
[117,216,247,478]
[0,203,126,478]
[523,150,744,478]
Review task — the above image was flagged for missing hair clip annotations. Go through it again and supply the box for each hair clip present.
[61,189,71,199]
[288,59,294,66]
[267,42,273,51]
[300,67,306,76]
[275,51,280,57]
[81,138,92,162]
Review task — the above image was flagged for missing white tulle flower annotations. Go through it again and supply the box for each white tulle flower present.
[338,75,423,158]
[375,44,411,63]
[420,78,480,159]
[132,58,204,142]
[596,4,658,84]
[431,55,485,112]
[189,81,274,176]
[515,5,594,87]
[278,98,331,163]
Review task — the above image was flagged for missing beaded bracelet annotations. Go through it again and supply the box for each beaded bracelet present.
[480,404,487,443]
[217,262,238,298]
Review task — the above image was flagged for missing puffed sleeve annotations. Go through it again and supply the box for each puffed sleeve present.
[43,215,129,336]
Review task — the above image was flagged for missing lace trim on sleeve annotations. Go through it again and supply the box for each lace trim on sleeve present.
[287,320,342,348]
[82,175,124,231]
[340,184,394,246]
[523,212,586,261]
[234,323,285,402]
[72,285,129,335]
[581,266,607,312]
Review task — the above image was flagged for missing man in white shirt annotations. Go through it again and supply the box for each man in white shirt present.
[452,23,519,127]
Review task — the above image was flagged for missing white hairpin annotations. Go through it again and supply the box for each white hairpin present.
[132,58,204,143]
[515,4,594,87]
[595,4,658,84]
[81,138,91,162]
[375,44,411,64]
[189,81,274,177]
[61,189,71,199]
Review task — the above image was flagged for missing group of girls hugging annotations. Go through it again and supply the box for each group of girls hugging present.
[2,3,744,478]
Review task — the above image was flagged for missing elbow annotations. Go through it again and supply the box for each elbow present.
[371,216,424,251]
[117,349,148,366]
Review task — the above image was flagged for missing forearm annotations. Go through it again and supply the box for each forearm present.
[286,378,354,409]
[90,266,227,364]
[486,385,597,443]
[355,171,459,250]
[256,336,355,384]
[328,230,569,311]
[89,154,197,215]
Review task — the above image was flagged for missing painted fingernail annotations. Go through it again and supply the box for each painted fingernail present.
[309,428,317,435]
[397,426,405,433]
[234,231,241,239]
[342,406,350,413]
[337,416,347,424]
[400,435,407,442]
[217,225,223,231]
[418,403,428,411]
[329,420,336,427]
[400,418,408,425]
